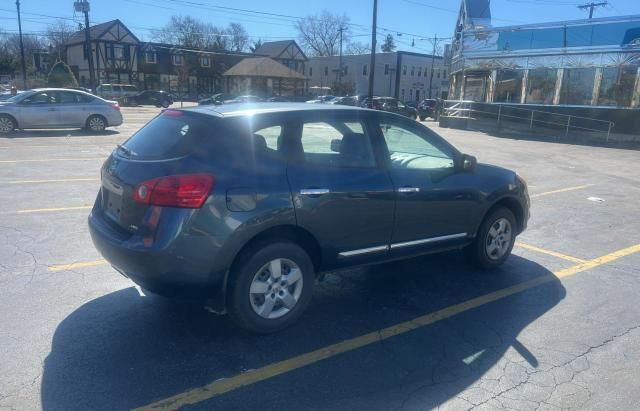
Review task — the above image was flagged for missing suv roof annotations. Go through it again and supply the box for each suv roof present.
[185,102,374,118]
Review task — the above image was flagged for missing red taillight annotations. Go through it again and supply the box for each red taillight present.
[111,102,120,111]
[162,109,183,117]
[133,174,215,208]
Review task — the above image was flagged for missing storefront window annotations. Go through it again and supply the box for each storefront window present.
[494,69,524,103]
[526,68,557,104]
[559,68,596,106]
[598,65,638,107]
[464,74,488,102]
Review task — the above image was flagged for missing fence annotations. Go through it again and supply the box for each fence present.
[443,100,616,141]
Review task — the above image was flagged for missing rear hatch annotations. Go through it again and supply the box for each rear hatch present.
[98,110,217,234]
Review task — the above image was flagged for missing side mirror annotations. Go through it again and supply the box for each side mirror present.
[330,139,341,153]
[460,154,477,171]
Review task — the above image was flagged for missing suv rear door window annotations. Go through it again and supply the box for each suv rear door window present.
[300,121,375,168]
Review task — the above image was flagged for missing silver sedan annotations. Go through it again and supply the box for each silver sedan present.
[0,88,123,134]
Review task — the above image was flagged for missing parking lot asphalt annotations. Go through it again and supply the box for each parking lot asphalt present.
[1,106,640,411]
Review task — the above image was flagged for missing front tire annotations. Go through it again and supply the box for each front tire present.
[86,115,107,132]
[228,241,315,333]
[0,114,17,135]
[161,99,171,108]
[467,207,516,269]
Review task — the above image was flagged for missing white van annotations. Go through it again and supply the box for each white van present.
[96,84,139,101]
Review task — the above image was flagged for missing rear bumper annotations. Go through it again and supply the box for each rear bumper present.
[88,208,225,301]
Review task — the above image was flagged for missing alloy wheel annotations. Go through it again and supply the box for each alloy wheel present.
[249,258,303,319]
[89,116,106,132]
[0,117,15,133]
[485,217,512,260]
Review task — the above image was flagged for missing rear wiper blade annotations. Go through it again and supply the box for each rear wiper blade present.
[116,144,135,157]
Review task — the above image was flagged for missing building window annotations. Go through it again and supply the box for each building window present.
[526,68,557,104]
[443,69,447,77]
[384,63,389,75]
[411,66,415,76]
[363,64,368,76]
[598,65,638,107]
[200,56,211,68]
[343,65,348,75]
[417,67,422,77]
[401,89,405,99]
[560,68,596,106]
[437,69,440,79]
[402,65,407,75]
[495,69,524,103]
[409,88,413,99]
[145,51,156,64]
[172,54,183,66]
[424,69,428,78]
[309,67,313,76]
[324,66,328,76]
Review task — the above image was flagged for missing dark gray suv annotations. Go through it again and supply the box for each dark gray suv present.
[89,103,529,333]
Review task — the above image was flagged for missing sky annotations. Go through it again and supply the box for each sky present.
[2,0,640,54]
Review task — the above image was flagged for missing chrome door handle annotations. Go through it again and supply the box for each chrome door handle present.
[398,187,420,193]
[300,188,330,196]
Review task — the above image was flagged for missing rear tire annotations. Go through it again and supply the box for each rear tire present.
[161,100,171,108]
[467,207,516,270]
[419,116,426,121]
[228,241,315,333]
[86,115,107,132]
[0,114,17,135]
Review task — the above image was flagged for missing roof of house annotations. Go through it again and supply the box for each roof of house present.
[253,40,305,59]
[223,57,307,79]
[65,19,139,45]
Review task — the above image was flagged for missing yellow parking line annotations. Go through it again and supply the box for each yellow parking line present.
[516,242,586,263]
[48,259,107,272]
[134,243,640,411]
[4,178,97,184]
[2,205,93,214]
[530,184,593,198]
[0,157,104,163]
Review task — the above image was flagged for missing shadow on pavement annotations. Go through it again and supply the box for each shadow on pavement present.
[2,129,119,139]
[41,252,565,410]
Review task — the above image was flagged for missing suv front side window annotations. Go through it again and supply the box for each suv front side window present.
[380,121,455,170]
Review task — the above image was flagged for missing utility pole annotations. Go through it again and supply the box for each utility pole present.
[367,0,378,105]
[338,26,345,94]
[427,34,439,99]
[578,2,608,19]
[15,0,27,89]
[75,0,96,92]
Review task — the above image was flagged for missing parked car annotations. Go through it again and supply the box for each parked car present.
[267,96,290,103]
[306,95,336,103]
[125,90,174,108]
[198,93,224,106]
[328,96,359,106]
[89,103,529,333]
[363,97,418,119]
[68,86,93,94]
[417,99,437,121]
[0,88,123,134]
[96,84,139,101]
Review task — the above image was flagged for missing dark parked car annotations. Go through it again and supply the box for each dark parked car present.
[267,96,290,103]
[362,97,418,120]
[328,96,359,106]
[89,103,529,333]
[126,90,174,108]
[417,99,437,121]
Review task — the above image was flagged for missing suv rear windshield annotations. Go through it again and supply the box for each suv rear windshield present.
[120,111,210,159]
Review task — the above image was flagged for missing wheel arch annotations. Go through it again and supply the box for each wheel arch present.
[482,196,525,234]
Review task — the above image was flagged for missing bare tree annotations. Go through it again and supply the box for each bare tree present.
[249,39,263,53]
[227,23,248,52]
[153,16,249,52]
[345,41,371,55]
[295,11,351,56]
[46,20,75,62]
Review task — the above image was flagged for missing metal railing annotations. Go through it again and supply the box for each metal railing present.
[443,100,615,141]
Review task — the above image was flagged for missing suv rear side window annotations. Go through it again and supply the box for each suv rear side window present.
[121,111,209,159]
[300,121,376,168]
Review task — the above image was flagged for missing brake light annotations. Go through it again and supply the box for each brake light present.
[111,102,120,111]
[133,174,215,208]
[162,109,183,117]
